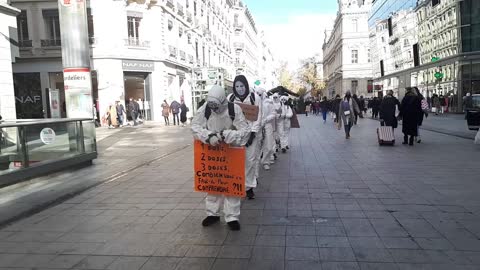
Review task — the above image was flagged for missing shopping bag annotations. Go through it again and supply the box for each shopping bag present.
[431,107,437,113]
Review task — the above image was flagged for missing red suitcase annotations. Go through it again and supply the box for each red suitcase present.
[377,126,395,146]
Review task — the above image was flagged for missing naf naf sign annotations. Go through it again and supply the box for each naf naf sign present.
[16,95,41,104]
[122,60,155,72]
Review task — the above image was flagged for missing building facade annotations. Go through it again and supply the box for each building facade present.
[9,0,274,121]
[0,0,19,120]
[232,0,258,81]
[323,0,373,98]
[369,0,480,112]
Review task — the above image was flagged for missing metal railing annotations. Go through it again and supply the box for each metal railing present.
[18,40,32,48]
[41,39,61,47]
[124,38,150,48]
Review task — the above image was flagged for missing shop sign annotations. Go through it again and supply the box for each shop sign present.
[122,60,155,72]
[63,67,93,118]
[15,96,41,104]
[40,128,56,145]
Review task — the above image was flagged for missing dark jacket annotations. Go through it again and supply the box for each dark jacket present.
[399,92,422,136]
[379,95,400,128]
[180,103,188,123]
[170,101,181,114]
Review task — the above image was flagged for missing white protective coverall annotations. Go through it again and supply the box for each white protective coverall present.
[257,88,276,167]
[272,93,284,151]
[228,76,262,189]
[281,96,293,149]
[191,85,249,222]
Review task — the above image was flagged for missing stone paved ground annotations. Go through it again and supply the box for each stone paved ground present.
[0,116,480,270]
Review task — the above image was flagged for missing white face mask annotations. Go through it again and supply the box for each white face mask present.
[235,81,247,96]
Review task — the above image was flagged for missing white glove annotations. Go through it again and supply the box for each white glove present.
[208,134,221,146]
[222,129,237,144]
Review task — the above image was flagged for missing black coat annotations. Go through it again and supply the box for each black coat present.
[180,103,188,123]
[379,95,400,128]
[399,93,422,136]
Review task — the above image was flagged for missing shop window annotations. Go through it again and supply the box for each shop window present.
[351,80,358,93]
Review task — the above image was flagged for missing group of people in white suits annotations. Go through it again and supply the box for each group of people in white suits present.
[191,75,294,231]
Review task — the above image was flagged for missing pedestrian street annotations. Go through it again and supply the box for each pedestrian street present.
[1,116,479,270]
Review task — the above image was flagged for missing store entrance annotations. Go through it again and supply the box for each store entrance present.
[123,72,152,121]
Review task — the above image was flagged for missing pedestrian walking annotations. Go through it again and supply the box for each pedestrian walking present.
[333,94,342,125]
[106,103,118,128]
[338,91,360,139]
[280,96,293,152]
[414,87,429,143]
[228,75,262,200]
[116,101,126,127]
[353,94,361,125]
[127,98,139,126]
[440,94,446,114]
[161,100,170,126]
[379,90,400,131]
[180,100,189,127]
[170,100,181,125]
[272,93,282,159]
[359,95,367,114]
[191,85,249,231]
[399,87,423,146]
[256,87,276,171]
[432,94,440,115]
[371,97,380,119]
[320,96,328,123]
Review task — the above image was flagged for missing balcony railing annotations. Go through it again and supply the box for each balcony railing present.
[41,39,61,47]
[179,50,186,61]
[169,45,177,57]
[177,3,184,16]
[166,0,174,8]
[186,11,192,22]
[124,38,150,48]
[233,42,244,49]
[18,40,32,48]
[188,54,194,64]
[234,22,244,30]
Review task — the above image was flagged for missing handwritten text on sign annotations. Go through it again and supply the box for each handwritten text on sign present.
[236,103,259,122]
[194,140,246,197]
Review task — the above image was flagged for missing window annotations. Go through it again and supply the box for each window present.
[127,16,141,40]
[351,50,358,64]
[404,39,410,47]
[43,10,61,43]
[17,10,29,42]
[352,19,358,32]
[351,80,358,93]
[381,36,385,43]
[367,49,371,63]
[194,1,197,16]
[432,0,440,7]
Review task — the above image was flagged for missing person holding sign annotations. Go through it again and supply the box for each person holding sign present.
[228,75,262,200]
[255,87,276,171]
[280,96,293,153]
[191,85,249,231]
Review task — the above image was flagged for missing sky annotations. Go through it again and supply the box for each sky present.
[243,0,338,70]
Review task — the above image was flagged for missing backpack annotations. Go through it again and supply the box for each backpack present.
[205,102,235,121]
[229,93,255,105]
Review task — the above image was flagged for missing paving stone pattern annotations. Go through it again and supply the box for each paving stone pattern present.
[0,116,480,270]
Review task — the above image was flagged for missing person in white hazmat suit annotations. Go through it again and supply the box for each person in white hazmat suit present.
[280,96,293,153]
[255,87,276,171]
[272,93,284,154]
[191,85,249,231]
[228,75,262,200]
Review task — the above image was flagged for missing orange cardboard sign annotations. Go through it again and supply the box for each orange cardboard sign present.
[236,103,259,122]
[194,140,246,197]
